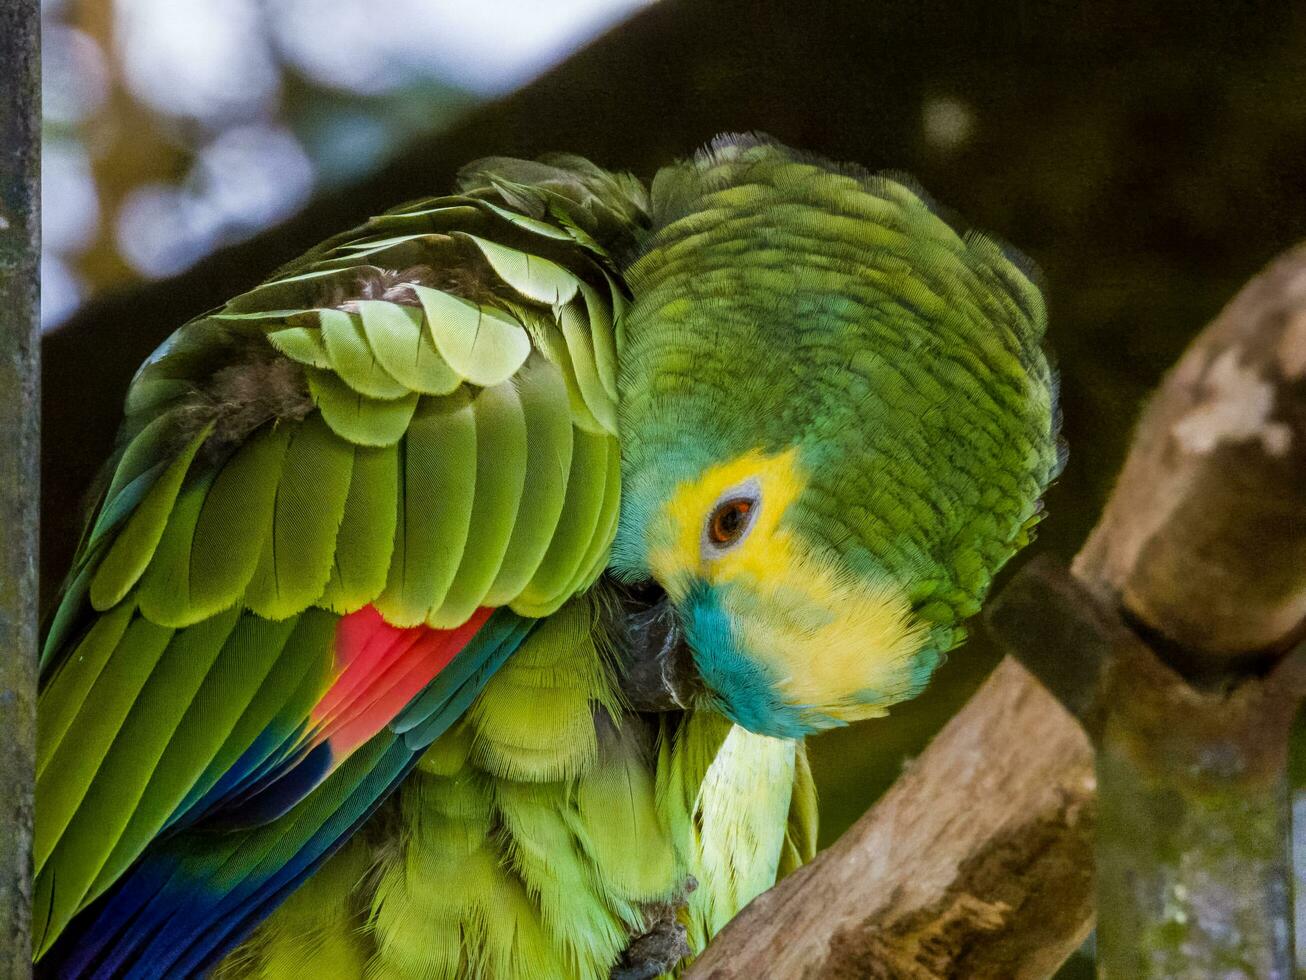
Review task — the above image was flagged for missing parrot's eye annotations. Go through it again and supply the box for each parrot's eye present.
[709,500,752,543]
[703,495,759,556]
[700,477,763,557]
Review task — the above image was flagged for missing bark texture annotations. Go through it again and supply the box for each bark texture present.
[0,0,40,975]
[1074,245,1306,980]
[1075,243,1306,658]
[687,658,1096,979]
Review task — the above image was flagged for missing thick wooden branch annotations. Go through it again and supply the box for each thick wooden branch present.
[688,658,1095,979]
[687,244,1306,978]
[0,0,39,974]
[1072,245,1306,979]
[1074,243,1306,658]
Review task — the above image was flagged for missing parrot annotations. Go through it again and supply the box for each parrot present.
[34,133,1061,979]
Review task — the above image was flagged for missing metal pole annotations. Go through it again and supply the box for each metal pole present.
[0,0,40,974]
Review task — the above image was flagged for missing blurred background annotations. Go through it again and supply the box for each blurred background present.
[40,0,653,328]
[40,1,1306,975]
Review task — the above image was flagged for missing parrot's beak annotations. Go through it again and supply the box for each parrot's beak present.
[615,582,703,712]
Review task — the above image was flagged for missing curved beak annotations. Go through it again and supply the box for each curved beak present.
[613,582,703,712]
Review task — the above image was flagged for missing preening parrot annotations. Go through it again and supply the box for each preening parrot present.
[35,134,1061,979]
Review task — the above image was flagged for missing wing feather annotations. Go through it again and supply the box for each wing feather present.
[244,413,353,620]
[187,423,293,618]
[318,308,410,400]
[373,390,477,626]
[317,442,397,613]
[427,379,528,628]
[355,299,461,395]
[37,152,647,970]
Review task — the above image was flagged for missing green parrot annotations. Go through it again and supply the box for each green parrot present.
[36,134,1060,979]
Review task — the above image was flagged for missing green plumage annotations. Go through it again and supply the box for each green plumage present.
[37,135,1059,979]
[218,590,804,980]
[34,149,635,956]
[617,137,1060,700]
[375,391,477,626]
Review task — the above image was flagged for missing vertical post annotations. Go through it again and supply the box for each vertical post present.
[1071,243,1306,979]
[0,0,40,975]
[1094,649,1301,979]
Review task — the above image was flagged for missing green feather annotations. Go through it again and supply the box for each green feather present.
[267,325,332,370]
[187,422,293,617]
[83,606,250,902]
[124,377,193,419]
[468,598,605,782]
[427,381,528,628]
[89,424,211,610]
[368,761,495,978]
[41,559,100,670]
[37,602,135,782]
[476,199,574,241]
[312,233,445,271]
[493,781,629,978]
[335,232,438,253]
[534,317,605,435]
[319,308,410,400]
[570,727,677,903]
[209,309,308,324]
[307,367,418,447]
[137,465,220,627]
[317,443,398,613]
[483,354,574,607]
[225,267,367,314]
[356,299,461,395]
[460,234,580,307]
[512,429,611,618]
[175,613,306,820]
[34,615,175,877]
[609,270,631,357]
[374,392,477,627]
[416,286,531,388]
[38,608,233,944]
[210,612,337,802]
[82,462,167,564]
[780,742,819,878]
[224,833,372,979]
[367,203,483,231]
[563,435,621,599]
[245,413,355,619]
[582,278,619,402]
[340,228,468,272]
[87,410,181,549]
[558,299,617,434]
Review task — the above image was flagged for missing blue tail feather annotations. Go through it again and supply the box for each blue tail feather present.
[44,609,536,978]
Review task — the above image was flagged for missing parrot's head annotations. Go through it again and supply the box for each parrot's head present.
[610,135,1061,739]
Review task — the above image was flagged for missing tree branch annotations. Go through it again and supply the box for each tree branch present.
[1074,243,1306,659]
[0,0,40,974]
[1073,244,1306,979]
[687,658,1096,979]
[687,244,1306,978]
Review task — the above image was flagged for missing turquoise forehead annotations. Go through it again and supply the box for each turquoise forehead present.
[613,138,1061,626]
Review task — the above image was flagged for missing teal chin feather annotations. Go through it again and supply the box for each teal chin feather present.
[679,580,839,739]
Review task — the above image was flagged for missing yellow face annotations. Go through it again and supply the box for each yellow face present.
[647,448,927,734]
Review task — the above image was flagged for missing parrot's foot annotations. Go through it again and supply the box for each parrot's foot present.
[610,877,697,980]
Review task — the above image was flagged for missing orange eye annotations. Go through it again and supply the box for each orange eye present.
[708,498,754,546]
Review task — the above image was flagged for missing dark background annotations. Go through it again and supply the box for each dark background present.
[41,7,1306,970]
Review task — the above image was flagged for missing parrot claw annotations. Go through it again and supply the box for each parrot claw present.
[610,877,698,980]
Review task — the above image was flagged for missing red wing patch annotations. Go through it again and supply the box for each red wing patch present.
[312,605,495,757]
